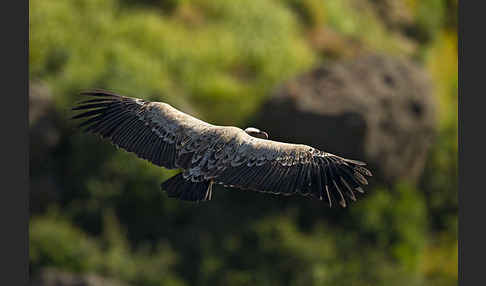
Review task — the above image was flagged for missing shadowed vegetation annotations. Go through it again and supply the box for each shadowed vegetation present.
[30,0,457,285]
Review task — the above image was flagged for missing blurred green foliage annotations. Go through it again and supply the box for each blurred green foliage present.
[30,0,457,285]
[30,0,315,125]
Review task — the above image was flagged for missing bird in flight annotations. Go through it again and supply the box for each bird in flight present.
[72,90,372,207]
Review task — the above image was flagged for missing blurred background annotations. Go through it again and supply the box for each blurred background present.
[29,0,457,285]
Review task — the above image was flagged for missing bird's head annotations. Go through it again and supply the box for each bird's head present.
[244,127,269,139]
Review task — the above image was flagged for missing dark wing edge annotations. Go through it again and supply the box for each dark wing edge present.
[316,153,373,207]
[71,89,180,169]
[212,146,372,208]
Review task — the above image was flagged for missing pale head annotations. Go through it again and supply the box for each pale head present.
[244,127,269,139]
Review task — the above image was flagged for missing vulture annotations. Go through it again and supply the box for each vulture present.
[72,90,372,207]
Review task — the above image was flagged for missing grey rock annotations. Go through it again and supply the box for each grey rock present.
[254,54,437,184]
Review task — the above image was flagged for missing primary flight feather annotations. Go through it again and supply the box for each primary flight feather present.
[72,90,372,207]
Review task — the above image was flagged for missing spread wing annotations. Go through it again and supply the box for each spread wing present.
[72,90,215,169]
[73,90,372,207]
[181,134,372,207]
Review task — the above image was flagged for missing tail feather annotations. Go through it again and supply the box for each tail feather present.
[161,173,212,202]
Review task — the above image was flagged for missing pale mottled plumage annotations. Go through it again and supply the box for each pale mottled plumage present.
[72,90,372,207]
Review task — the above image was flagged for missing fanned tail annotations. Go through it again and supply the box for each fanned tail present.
[161,173,212,202]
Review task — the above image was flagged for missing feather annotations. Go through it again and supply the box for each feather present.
[354,165,373,177]
[353,171,369,185]
[340,177,356,201]
[314,162,323,200]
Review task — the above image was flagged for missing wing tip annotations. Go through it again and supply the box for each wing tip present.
[316,153,373,207]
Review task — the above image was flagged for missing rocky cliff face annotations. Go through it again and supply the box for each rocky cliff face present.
[253,54,437,184]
